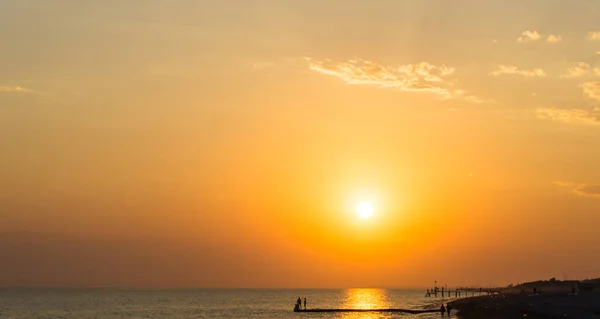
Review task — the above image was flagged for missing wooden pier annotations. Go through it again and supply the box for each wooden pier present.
[425,287,502,298]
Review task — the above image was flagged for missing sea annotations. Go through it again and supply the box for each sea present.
[0,288,456,319]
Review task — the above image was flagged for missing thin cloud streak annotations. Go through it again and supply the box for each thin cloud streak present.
[574,184,600,198]
[536,108,600,126]
[555,181,600,198]
[489,65,546,77]
[252,61,277,71]
[453,89,499,104]
[464,95,497,104]
[0,86,31,93]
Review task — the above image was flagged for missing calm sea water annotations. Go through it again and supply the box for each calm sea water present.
[0,288,456,319]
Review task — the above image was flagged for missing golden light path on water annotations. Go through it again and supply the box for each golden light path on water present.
[340,288,391,319]
[343,288,390,309]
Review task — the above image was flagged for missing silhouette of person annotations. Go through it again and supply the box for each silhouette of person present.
[303,297,307,309]
[446,303,452,316]
[440,304,446,316]
[296,297,302,308]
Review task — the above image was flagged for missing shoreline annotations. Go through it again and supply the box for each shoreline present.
[448,291,600,319]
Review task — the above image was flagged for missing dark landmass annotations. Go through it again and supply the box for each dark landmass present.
[449,278,600,319]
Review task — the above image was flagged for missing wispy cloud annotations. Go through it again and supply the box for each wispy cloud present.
[489,65,546,77]
[252,61,277,71]
[464,95,498,104]
[582,82,600,101]
[555,181,600,198]
[307,58,456,98]
[306,58,496,104]
[536,108,600,126]
[546,34,562,43]
[561,62,591,78]
[518,30,542,43]
[0,86,31,93]
[586,31,600,41]
[575,184,600,198]
[517,31,562,43]
[554,181,575,187]
[452,90,498,104]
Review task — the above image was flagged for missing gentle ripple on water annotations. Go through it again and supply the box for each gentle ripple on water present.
[0,288,457,319]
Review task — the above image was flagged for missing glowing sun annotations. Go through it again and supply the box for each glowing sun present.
[356,201,374,219]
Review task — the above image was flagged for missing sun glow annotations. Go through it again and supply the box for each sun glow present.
[356,201,374,219]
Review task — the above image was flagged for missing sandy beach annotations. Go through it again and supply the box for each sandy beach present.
[449,291,600,319]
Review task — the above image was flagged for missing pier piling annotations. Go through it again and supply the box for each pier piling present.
[425,287,501,298]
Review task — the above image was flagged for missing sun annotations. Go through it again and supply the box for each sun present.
[356,201,374,219]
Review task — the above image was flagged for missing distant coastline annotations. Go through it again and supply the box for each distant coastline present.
[449,278,600,319]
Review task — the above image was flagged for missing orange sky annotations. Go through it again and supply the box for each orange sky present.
[1,0,600,288]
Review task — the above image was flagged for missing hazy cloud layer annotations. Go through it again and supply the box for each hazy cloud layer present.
[518,30,542,43]
[537,108,600,126]
[0,86,30,93]
[555,181,600,198]
[582,82,600,100]
[489,65,546,77]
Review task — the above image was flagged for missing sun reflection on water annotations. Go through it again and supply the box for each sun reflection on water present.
[343,288,391,309]
[339,288,393,319]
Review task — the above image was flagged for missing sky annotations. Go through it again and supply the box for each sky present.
[1,0,600,288]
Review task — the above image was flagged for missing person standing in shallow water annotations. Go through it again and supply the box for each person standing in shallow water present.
[446,303,452,316]
[303,298,307,309]
[440,304,446,316]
